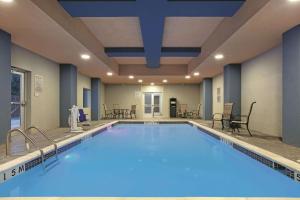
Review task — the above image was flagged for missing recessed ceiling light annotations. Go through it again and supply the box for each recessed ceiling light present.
[162,79,168,83]
[107,72,113,76]
[185,75,191,79]
[0,0,14,3]
[288,0,300,2]
[214,54,224,60]
[129,75,134,79]
[138,79,143,83]
[81,54,90,60]
[150,82,155,86]
[193,72,200,76]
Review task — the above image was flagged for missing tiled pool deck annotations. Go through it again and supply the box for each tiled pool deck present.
[1,119,300,200]
[1,119,300,164]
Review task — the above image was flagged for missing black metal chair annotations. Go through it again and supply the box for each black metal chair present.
[129,105,137,119]
[212,103,234,130]
[103,104,113,119]
[190,104,201,119]
[230,101,256,136]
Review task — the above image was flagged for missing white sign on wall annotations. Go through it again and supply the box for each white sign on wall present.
[34,75,44,97]
[135,91,142,98]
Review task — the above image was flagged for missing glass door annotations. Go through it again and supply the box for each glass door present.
[144,93,152,117]
[143,92,162,118]
[153,94,161,116]
[11,70,26,129]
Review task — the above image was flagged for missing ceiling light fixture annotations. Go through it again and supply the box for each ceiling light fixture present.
[81,54,90,60]
[129,75,134,79]
[185,75,191,79]
[193,72,200,76]
[0,0,14,3]
[214,54,224,60]
[162,79,168,83]
[107,72,113,76]
[138,79,143,83]
[288,0,300,2]
[150,82,155,86]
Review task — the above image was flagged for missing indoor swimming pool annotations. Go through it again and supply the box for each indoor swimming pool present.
[0,123,300,197]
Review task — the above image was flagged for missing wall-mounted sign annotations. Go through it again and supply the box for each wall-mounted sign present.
[217,87,221,103]
[34,75,43,97]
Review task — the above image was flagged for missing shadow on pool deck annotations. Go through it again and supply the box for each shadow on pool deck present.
[1,118,300,165]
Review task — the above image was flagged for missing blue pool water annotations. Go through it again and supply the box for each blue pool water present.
[0,124,300,197]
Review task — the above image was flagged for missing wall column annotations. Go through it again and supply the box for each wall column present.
[91,78,101,121]
[202,78,213,120]
[0,29,11,143]
[283,25,300,147]
[224,64,241,116]
[59,64,77,127]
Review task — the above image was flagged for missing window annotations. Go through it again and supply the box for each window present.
[83,88,91,108]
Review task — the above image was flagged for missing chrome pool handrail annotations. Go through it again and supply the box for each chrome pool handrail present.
[6,128,45,167]
[25,126,58,160]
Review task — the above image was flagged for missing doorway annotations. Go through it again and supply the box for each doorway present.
[11,69,26,129]
[143,92,162,118]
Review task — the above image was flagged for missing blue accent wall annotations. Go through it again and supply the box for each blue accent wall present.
[91,78,101,121]
[60,64,77,127]
[283,25,300,147]
[58,0,245,68]
[224,64,241,116]
[0,29,11,143]
[202,78,213,120]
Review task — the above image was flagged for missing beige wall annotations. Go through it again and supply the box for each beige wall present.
[77,73,91,116]
[163,84,200,118]
[11,44,60,131]
[105,84,200,118]
[212,74,224,114]
[105,84,142,118]
[241,45,282,137]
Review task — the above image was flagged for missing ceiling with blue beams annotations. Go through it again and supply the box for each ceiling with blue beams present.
[58,0,245,68]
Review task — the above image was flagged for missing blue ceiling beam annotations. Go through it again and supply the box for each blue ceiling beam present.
[105,47,201,57]
[58,0,245,67]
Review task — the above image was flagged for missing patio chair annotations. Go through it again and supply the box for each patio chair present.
[231,101,256,136]
[103,104,113,119]
[113,104,121,118]
[177,104,188,118]
[129,105,137,119]
[190,104,201,118]
[212,103,234,129]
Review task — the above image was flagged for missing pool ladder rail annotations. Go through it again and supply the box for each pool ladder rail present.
[6,126,59,169]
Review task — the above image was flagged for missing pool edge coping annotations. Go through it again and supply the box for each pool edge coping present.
[0,121,119,183]
[0,120,300,198]
[188,121,300,181]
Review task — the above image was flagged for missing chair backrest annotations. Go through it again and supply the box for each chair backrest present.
[197,104,201,115]
[131,105,136,114]
[223,103,234,120]
[113,104,119,109]
[103,104,109,115]
[179,104,187,112]
[131,105,136,110]
[246,101,256,123]
[78,109,86,122]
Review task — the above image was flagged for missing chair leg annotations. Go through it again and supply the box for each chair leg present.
[212,120,214,128]
[221,120,224,130]
[246,125,252,137]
